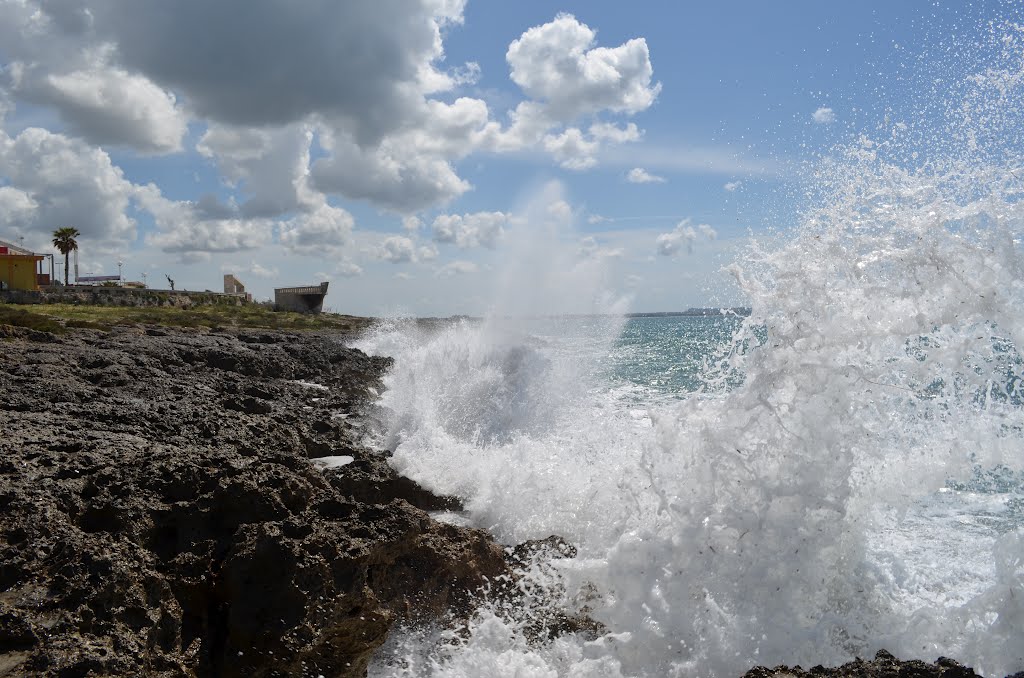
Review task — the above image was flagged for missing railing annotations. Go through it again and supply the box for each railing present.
[274,282,329,295]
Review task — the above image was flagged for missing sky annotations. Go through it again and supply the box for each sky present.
[0,0,1018,316]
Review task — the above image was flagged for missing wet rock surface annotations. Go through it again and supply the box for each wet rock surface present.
[743,650,1002,678]
[0,325,509,677]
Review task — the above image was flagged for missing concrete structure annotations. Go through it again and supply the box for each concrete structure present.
[223,274,245,295]
[275,282,329,314]
[223,274,253,302]
[0,239,50,291]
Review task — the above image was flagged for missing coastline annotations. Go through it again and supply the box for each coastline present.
[0,321,509,676]
[0,314,1004,677]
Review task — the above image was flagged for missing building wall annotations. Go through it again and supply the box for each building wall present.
[223,274,246,295]
[1,255,43,291]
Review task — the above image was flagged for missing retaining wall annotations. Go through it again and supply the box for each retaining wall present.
[0,286,250,308]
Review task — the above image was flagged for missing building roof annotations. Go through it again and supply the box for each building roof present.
[0,239,37,256]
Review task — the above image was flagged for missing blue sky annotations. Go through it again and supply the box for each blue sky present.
[0,1,1017,315]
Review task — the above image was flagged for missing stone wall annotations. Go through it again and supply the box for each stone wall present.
[0,286,250,308]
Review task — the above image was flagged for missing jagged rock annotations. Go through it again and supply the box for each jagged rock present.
[0,325,510,677]
[742,649,985,678]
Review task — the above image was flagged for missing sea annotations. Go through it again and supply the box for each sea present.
[349,19,1024,678]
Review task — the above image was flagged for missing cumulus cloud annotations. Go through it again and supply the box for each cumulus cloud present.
[578,235,623,259]
[94,0,466,141]
[542,127,599,169]
[278,203,354,256]
[247,261,279,279]
[626,167,665,184]
[1,2,662,252]
[546,199,574,224]
[197,123,317,218]
[431,211,508,248]
[590,121,641,143]
[506,13,660,120]
[812,106,835,124]
[0,126,137,250]
[336,259,363,277]
[655,218,716,256]
[436,259,479,277]
[478,15,655,170]
[417,243,439,261]
[135,183,272,259]
[0,185,37,223]
[310,120,473,212]
[35,62,186,153]
[0,6,187,153]
[378,235,417,263]
[724,180,742,191]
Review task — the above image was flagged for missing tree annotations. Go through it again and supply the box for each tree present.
[52,227,80,286]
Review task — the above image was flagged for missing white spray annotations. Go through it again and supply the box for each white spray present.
[365,22,1024,678]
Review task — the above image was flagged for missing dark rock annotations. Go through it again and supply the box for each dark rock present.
[741,649,985,678]
[0,325,512,677]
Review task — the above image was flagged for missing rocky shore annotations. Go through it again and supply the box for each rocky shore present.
[0,319,1011,678]
[0,322,510,677]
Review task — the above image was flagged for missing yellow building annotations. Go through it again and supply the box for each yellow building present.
[0,240,49,291]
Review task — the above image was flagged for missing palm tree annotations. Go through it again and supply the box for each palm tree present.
[52,227,80,285]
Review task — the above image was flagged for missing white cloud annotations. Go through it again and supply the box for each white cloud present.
[546,199,573,224]
[95,0,466,139]
[248,261,279,279]
[724,180,742,192]
[655,218,716,256]
[0,185,37,222]
[578,235,623,259]
[627,167,665,184]
[35,60,187,153]
[0,7,186,153]
[813,106,835,124]
[478,15,655,170]
[431,211,508,249]
[590,121,641,144]
[310,120,473,212]
[278,203,354,256]
[417,243,439,261]
[402,215,423,232]
[543,127,599,170]
[336,259,363,277]
[2,2,665,228]
[436,259,479,277]
[506,13,660,121]
[135,184,272,259]
[378,235,417,263]
[197,123,316,218]
[0,126,137,250]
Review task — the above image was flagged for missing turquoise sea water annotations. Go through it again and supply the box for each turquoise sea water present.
[607,315,745,398]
